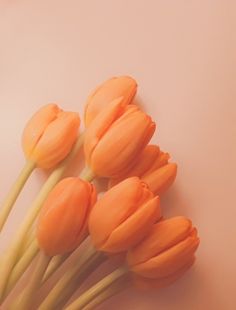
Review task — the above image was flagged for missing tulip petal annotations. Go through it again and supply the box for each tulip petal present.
[89,177,149,250]
[131,232,199,278]
[84,76,137,126]
[32,112,80,169]
[101,197,161,253]
[144,151,170,176]
[133,257,195,290]
[127,216,193,266]
[126,145,160,177]
[142,163,177,195]
[108,145,161,187]
[84,97,125,164]
[37,178,96,256]
[90,106,156,177]
[22,104,60,158]
[76,183,97,242]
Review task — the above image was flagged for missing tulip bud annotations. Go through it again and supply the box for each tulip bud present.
[127,217,200,280]
[88,177,161,253]
[37,177,96,256]
[108,145,170,187]
[22,104,80,169]
[142,163,177,195]
[84,98,156,178]
[84,76,137,127]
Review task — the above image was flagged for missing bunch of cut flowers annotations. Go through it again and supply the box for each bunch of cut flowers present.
[0,76,199,310]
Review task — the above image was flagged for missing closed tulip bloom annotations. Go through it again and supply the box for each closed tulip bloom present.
[109,145,170,187]
[84,98,156,178]
[127,217,200,279]
[89,177,161,253]
[37,177,97,256]
[84,76,137,127]
[22,103,80,169]
[142,163,177,195]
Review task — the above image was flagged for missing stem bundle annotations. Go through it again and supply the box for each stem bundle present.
[65,267,128,310]
[39,244,105,310]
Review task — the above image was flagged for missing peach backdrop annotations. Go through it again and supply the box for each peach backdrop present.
[0,1,236,309]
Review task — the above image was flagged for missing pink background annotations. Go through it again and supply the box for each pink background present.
[0,1,236,309]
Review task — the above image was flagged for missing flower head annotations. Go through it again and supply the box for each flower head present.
[127,216,199,280]
[89,177,161,253]
[22,104,80,169]
[84,76,137,127]
[37,177,96,256]
[142,163,177,195]
[84,99,156,178]
[108,145,170,188]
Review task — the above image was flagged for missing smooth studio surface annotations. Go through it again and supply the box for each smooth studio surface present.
[0,1,236,309]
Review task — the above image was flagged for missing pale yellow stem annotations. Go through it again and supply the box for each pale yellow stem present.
[42,252,71,283]
[4,239,39,299]
[22,225,35,253]
[65,267,128,310]
[83,278,129,310]
[39,244,105,310]
[0,160,35,232]
[0,133,85,302]
[10,252,51,310]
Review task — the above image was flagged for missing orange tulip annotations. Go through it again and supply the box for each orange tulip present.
[127,216,200,279]
[37,177,96,256]
[84,76,137,127]
[88,177,161,253]
[84,98,156,178]
[22,103,80,169]
[142,163,177,195]
[108,145,170,187]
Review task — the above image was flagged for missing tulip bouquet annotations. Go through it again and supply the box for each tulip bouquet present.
[0,76,199,310]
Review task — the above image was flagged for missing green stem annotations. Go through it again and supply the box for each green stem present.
[42,252,71,283]
[10,252,51,310]
[38,244,106,310]
[0,133,85,302]
[4,239,39,299]
[83,277,129,310]
[65,267,128,310]
[0,160,35,232]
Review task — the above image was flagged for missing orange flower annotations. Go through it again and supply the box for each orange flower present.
[37,177,96,256]
[88,177,161,253]
[108,145,170,187]
[127,216,199,280]
[142,163,177,195]
[22,104,80,169]
[84,76,137,127]
[84,98,156,178]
